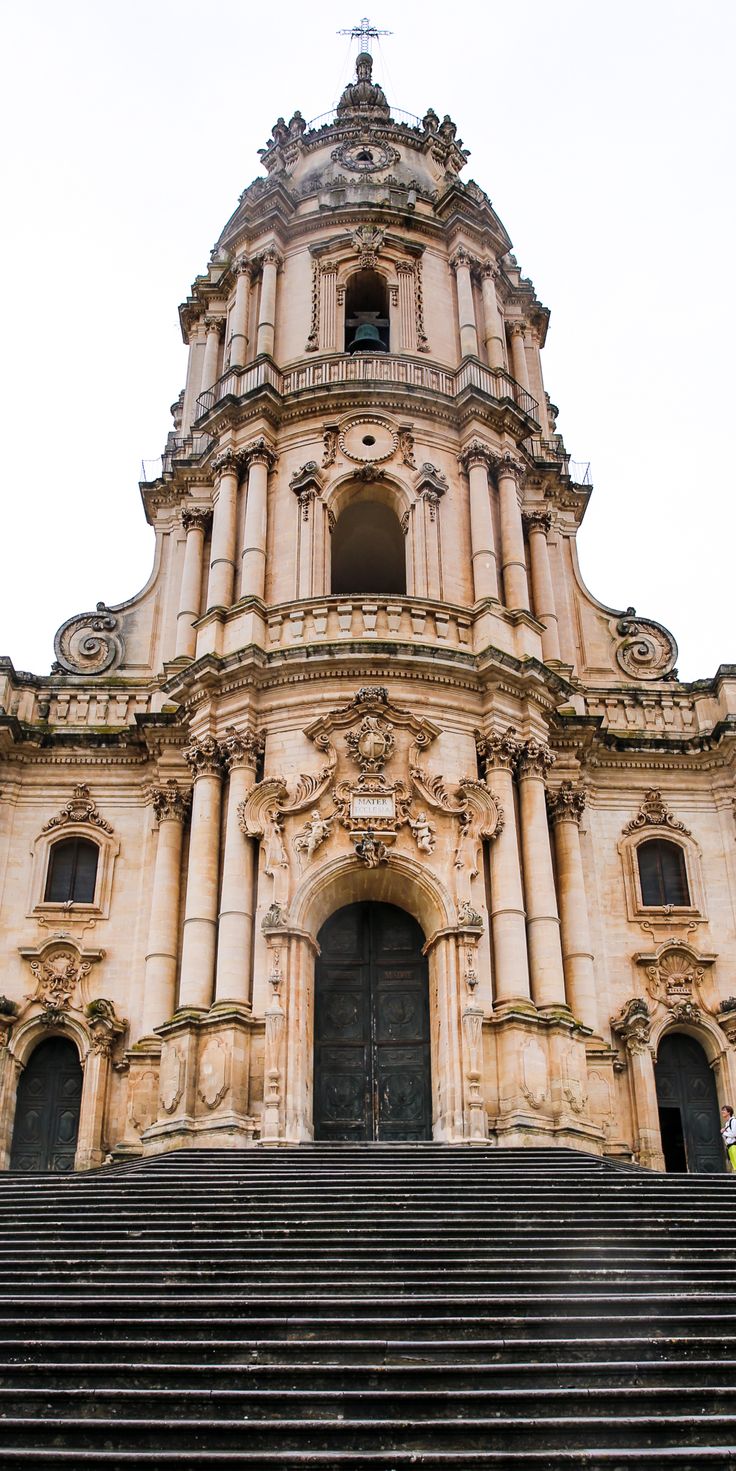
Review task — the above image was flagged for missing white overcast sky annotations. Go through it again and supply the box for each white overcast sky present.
[1,0,734,681]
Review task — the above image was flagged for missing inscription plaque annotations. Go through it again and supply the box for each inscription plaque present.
[351,795,395,820]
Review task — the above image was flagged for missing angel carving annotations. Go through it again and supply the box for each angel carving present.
[293,809,333,867]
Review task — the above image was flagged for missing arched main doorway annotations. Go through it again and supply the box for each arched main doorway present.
[10,1037,83,1173]
[655,1032,723,1173]
[314,902,431,1141]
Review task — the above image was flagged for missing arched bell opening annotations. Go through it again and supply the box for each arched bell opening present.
[331,494,406,596]
[344,269,390,353]
[9,1035,83,1173]
[655,1030,723,1173]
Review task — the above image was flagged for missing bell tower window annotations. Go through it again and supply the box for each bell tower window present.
[345,270,390,353]
[331,497,406,595]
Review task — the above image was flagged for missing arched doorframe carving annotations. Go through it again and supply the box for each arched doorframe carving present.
[262,851,483,1144]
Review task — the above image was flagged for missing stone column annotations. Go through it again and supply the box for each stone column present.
[526,324,550,434]
[508,319,530,390]
[612,999,664,1170]
[495,455,530,612]
[200,316,224,394]
[139,782,191,1037]
[240,438,277,602]
[524,510,561,661]
[181,317,206,433]
[547,783,597,1033]
[177,735,225,1012]
[214,728,262,1007]
[256,247,282,359]
[227,257,252,370]
[458,441,499,602]
[478,729,532,1006]
[175,508,210,659]
[450,248,479,359]
[480,262,506,370]
[207,449,241,610]
[517,738,567,1010]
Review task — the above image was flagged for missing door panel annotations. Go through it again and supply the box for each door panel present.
[655,1032,723,1173]
[314,902,431,1141]
[10,1037,83,1173]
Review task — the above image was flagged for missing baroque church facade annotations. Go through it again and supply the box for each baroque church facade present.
[1,52,735,1174]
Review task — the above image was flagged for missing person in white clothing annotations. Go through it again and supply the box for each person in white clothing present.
[721,1106,736,1170]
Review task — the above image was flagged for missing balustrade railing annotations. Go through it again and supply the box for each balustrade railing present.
[265,595,473,655]
[141,434,214,483]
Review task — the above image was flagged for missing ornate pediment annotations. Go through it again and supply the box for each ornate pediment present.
[42,785,113,835]
[634,940,716,1014]
[622,789,690,837]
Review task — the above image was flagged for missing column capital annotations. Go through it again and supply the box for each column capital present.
[258,245,284,271]
[242,436,278,472]
[611,996,652,1056]
[508,318,527,339]
[449,245,479,274]
[458,438,495,474]
[151,780,191,825]
[233,255,253,278]
[211,447,242,482]
[181,506,212,535]
[479,259,500,283]
[475,726,521,770]
[493,451,525,485]
[204,315,225,337]
[547,780,586,826]
[523,508,553,536]
[220,725,264,771]
[516,737,555,780]
[183,734,225,780]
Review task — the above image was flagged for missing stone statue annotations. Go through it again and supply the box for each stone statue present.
[293,809,333,866]
[409,809,435,854]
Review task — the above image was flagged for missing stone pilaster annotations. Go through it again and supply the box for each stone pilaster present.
[458,441,499,602]
[525,510,561,661]
[240,439,277,601]
[547,782,597,1033]
[207,450,241,611]
[175,508,211,659]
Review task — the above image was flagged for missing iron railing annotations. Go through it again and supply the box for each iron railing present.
[525,437,591,486]
[140,433,213,483]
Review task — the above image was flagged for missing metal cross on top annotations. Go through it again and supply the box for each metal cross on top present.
[337,17,393,50]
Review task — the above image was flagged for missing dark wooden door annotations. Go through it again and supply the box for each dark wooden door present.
[10,1037,83,1173]
[655,1032,723,1173]
[314,902,431,1141]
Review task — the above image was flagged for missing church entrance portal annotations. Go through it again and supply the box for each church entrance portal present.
[10,1037,83,1173]
[655,1032,723,1173]
[314,902,431,1141]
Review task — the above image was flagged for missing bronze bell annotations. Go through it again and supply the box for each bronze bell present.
[348,321,388,353]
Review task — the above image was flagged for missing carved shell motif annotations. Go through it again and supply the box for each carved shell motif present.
[613,609,677,682]
[53,603,124,676]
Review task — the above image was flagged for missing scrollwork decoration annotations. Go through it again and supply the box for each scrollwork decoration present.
[614,608,678,681]
[53,603,124,676]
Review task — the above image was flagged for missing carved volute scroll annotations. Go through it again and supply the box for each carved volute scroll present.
[611,996,652,1055]
[622,789,690,837]
[53,603,124,676]
[613,608,678,681]
[43,785,113,835]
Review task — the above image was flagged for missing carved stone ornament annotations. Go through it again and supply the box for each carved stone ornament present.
[29,949,90,1013]
[220,725,264,771]
[415,463,448,498]
[242,436,278,472]
[262,901,287,932]
[640,941,715,1012]
[293,810,334,867]
[183,734,224,779]
[408,810,436,855]
[43,784,113,834]
[16,939,125,1054]
[198,1037,229,1110]
[346,715,395,774]
[160,1044,184,1114]
[354,830,389,867]
[339,417,398,465]
[457,900,483,930]
[332,141,399,176]
[350,224,386,268]
[212,447,241,481]
[458,440,494,475]
[547,781,586,826]
[613,608,678,681]
[322,425,339,467]
[354,686,388,705]
[517,738,555,781]
[289,462,324,497]
[475,727,521,772]
[151,781,191,825]
[53,602,124,676]
[181,507,212,535]
[611,996,652,1055]
[622,789,691,837]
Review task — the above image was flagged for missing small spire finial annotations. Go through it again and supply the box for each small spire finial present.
[337,16,392,53]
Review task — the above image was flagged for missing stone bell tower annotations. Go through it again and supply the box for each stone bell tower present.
[2,47,735,1171]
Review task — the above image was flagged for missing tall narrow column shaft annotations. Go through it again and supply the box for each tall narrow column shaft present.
[459,442,499,602]
[517,739,567,1010]
[256,248,282,358]
[480,263,506,370]
[228,258,252,370]
[214,729,262,1006]
[200,317,223,394]
[479,730,532,1005]
[450,249,479,358]
[525,511,561,661]
[177,737,225,1012]
[508,320,530,390]
[496,457,530,611]
[175,509,210,659]
[240,440,276,601]
[548,783,597,1032]
[140,783,190,1035]
[207,450,240,610]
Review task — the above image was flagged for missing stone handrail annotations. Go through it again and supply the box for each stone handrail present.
[265,595,473,654]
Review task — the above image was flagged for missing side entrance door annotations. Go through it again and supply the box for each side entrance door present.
[10,1037,83,1173]
[314,901,431,1141]
[655,1031,723,1173]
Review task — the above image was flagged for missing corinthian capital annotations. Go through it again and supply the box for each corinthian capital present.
[151,780,191,825]
[547,780,586,826]
[475,726,521,771]
[204,315,225,337]
[508,318,527,339]
[523,509,553,536]
[480,260,500,282]
[220,725,264,771]
[516,737,555,780]
[233,255,252,278]
[458,439,494,474]
[212,448,241,482]
[183,734,225,779]
[259,245,283,270]
[181,507,212,535]
[494,452,525,485]
[242,436,278,472]
[449,245,479,274]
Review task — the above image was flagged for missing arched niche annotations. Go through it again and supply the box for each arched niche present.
[344,268,390,353]
[331,489,406,596]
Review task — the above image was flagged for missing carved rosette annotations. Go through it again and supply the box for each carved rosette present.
[53,603,124,676]
[183,734,225,780]
[613,609,678,681]
[151,781,191,825]
[43,784,113,834]
[516,738,555,781]
[220,726,263,771]
[611,997,652,1055]
[547,781,586,826]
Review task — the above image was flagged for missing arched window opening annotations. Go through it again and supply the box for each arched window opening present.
[637,838,690,907]
[44,837,99,904]
[331,498,406,596]
[344,269,390,353]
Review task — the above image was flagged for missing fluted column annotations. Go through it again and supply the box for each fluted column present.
[214,728,263,1006]
[177,736,225,1012]
[480,262,505,370]
[524,510,561,661]
[547,783,597,1032]
[175,508,211,658]
[227,257,252,370]
[477,729,532,1005]
[240,438,277,601]
[200,316,224,394]
[517,738,567,1010]
[495,455,530,612]
[256,247,282,358]
[458,441,499,602]
[207,449,241,610]
[140,782,191,1036]
[450,247,479,358]
[508,319,530,391]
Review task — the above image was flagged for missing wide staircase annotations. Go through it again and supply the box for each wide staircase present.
[0,1145,734,1468]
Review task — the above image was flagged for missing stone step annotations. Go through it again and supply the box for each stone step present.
[1,1449,734,1469]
